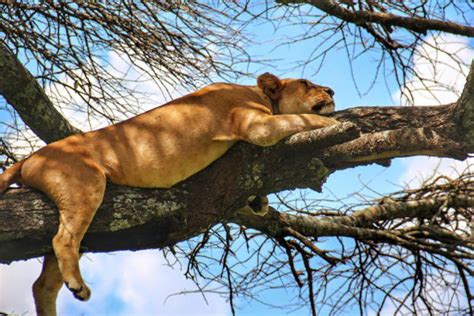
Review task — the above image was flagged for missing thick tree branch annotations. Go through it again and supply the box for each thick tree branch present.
[455,62,474,151]
[0,103,471,262]
[1,63,473,264]
[278,0,474,37]
[0,43,80,143]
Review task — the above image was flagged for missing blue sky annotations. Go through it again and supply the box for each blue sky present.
[0,4,473,316]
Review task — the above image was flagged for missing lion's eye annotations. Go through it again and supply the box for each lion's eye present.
[300,80,311,89]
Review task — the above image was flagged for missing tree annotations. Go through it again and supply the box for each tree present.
[0,1,473,315]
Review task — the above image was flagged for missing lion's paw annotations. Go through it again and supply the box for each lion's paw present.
[65,280,91,301]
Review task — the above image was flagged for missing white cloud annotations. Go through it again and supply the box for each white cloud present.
[45,50,186,132]
[400,157,473,188]
[397,34,473,106]
[367,274,467,316]
[62,250,229,316]
[0,259,40,315]
[1,251,229,316]
[398,34,474,187]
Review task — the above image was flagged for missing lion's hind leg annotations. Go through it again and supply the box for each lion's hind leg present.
[51,168,106,302]
[33,255,64,316]
[22,154,107,304]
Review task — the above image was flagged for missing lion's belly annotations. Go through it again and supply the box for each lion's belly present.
[101,135,235,188]
[85,100,237,188]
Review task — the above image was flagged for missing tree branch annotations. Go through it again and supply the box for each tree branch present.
[1,97,472,262]
[232,196,474,247]
[278,0,474,37]
[1,60,473,263]
[0,43,80,143]
[455,62,474,151]
[231,170,474,268]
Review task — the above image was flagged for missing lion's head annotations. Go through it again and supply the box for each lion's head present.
[257,73,335,115]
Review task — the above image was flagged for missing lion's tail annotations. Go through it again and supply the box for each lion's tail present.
[0,160,24,193]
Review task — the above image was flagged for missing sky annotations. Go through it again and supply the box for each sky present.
[0,4,473,316]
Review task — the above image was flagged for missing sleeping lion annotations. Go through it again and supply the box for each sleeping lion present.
[0,73,337,315]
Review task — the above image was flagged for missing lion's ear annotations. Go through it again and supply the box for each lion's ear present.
[257,73,282,100]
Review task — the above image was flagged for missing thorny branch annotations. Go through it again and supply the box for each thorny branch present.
[178,171,474,315]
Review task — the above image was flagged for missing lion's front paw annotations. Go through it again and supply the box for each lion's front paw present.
[325,117,339,126]
[65,280,91,301]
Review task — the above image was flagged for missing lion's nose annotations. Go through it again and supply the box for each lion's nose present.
[325,87,335,97]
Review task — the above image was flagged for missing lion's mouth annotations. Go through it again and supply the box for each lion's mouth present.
[311,100,333,113]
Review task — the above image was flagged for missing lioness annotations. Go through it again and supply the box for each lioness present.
[0,73,337,315]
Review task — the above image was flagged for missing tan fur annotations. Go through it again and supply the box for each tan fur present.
[0,73,337,315]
